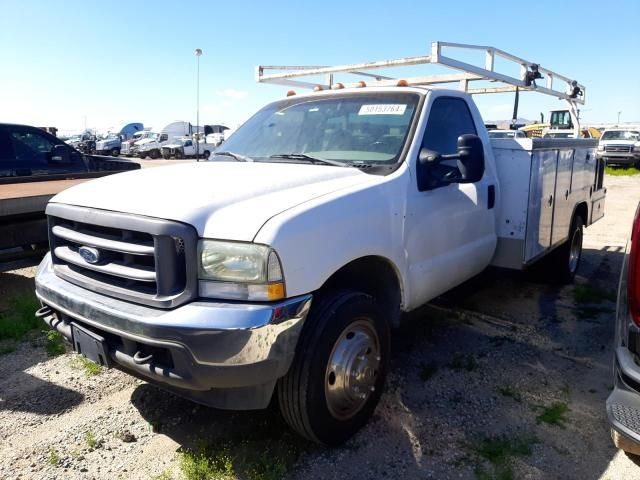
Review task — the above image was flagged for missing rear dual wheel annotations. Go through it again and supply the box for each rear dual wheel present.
[278,290,389,445]
[537,214,584,284]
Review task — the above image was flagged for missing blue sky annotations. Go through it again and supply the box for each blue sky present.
[1,0,638,134]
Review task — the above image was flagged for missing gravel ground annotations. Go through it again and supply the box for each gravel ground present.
[1,174,639,479]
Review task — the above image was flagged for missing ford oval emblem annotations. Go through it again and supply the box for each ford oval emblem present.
[79,246,101,264]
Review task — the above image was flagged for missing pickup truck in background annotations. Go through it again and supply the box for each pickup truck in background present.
[597,128,640,167]
[160,137,214,159]
[0,123,140,267]
[34,42,606,444]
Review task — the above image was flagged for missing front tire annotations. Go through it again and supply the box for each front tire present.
[110,148,120,157]
[149,149,160,159]
[277,290,389,445]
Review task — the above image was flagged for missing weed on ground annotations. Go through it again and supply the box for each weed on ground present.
[449,354,478,372]
[535,402,570,427]
[44,329,66,356]
[0,294,40,341]
[573,285,616,304]
[605,166,640,176]
[498,386,522,403]
[48,447,61,466]
[469,434,535,480]
[70,354,103,377]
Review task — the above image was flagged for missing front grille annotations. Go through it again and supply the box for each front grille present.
[47,204,198,308]
[605,145,633,153]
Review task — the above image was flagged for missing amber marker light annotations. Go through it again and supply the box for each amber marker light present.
[286,90,296,96]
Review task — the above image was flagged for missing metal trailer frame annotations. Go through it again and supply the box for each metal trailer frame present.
[256,41,586,135]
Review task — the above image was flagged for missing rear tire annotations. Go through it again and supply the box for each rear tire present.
[149,149,160,159]
[138,152,147,159]
[203,150,210,159]
[542,214,584,284]
[174,151,183,159]
[110,148,120,157]
[277,290,389,445]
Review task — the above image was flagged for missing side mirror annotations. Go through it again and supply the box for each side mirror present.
[416,134,484,191]
[49,144,71,163]
[456,134,485,183]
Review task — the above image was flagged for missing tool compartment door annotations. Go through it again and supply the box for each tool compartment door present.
[525,149,558,262]
[551,148,574,246]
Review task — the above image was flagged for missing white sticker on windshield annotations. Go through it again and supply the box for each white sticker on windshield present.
[358,104,407,115]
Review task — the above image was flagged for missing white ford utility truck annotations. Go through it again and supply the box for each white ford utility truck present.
[35,42,606,445]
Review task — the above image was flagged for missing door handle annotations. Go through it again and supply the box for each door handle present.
[564,189,569,200]
[548,194,553,206]
[487,185,495,209]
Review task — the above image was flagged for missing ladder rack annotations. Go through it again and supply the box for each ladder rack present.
[256,41,586,106]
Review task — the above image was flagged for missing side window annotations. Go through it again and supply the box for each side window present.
[420,97,477,188]
[422,97,477,154]
[184,140,193,147]
[11,129,58,166]
[159,134,168,142]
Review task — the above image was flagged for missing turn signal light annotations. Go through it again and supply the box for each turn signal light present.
[629,204,640,326]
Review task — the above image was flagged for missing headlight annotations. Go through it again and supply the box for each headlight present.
[198,239,285,301]
[597,144,604,151]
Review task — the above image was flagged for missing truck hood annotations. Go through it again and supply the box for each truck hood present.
[50,162,378,241]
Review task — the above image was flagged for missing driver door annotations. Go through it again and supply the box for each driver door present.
[404,96,497,308]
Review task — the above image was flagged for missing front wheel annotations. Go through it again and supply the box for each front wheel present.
[277,290,389,445]
[202,150,210,159]
[110,148,120,157]
[149,149,160,159]
[138,152,147,159]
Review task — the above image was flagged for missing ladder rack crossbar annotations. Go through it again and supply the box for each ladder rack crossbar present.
[256,41,585,105]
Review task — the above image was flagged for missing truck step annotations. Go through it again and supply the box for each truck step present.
[607,388,640,445]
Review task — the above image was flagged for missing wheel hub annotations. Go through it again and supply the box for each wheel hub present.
[569,227,582,273]
[325,319,380,420]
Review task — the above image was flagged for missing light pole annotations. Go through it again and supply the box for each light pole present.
[617,111,622,125]
[195,48,203,161]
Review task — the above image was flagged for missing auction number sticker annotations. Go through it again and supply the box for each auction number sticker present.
[358,104,407,115]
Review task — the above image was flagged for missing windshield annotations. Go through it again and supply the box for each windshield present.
[489,131,518,139]
[217,92,420,165]
[601,130,640,141]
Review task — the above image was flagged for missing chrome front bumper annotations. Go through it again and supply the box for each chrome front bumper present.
[35,253,312,409]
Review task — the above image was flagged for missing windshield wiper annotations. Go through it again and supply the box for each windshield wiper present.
[213,151,254,162]
[269,153,346,167]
